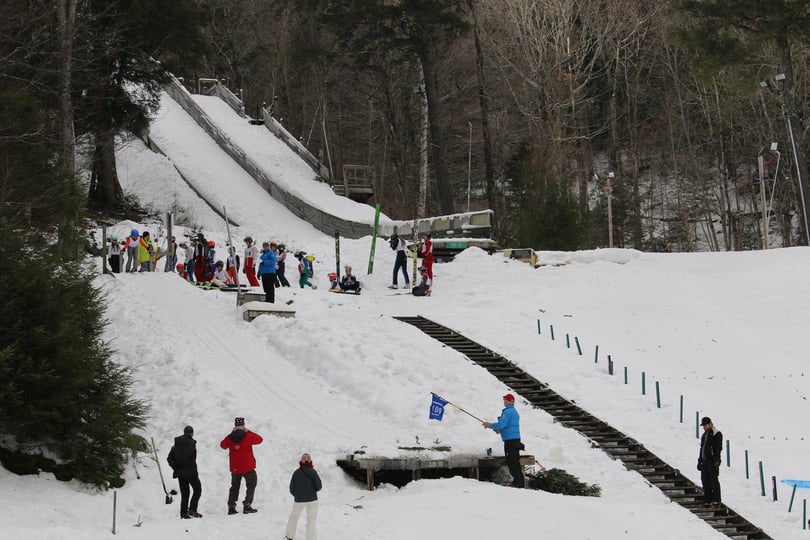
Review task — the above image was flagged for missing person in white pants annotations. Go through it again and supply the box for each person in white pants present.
[285,453,322,540]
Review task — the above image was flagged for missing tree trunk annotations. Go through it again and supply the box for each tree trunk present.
[418,46,455,215]
[88,129,124,210]
[467,0,496,215]
[56,0,77,175]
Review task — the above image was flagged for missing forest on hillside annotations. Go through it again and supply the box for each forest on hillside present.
[4,0,810,252]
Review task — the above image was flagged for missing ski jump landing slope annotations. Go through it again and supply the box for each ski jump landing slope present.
[150,80,392,239]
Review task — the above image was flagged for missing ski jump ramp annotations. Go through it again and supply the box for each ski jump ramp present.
[148,76,493,242]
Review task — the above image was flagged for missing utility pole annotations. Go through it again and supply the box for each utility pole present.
[607,172,615,248]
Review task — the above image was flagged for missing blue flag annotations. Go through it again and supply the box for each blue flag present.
[429,394,449,421]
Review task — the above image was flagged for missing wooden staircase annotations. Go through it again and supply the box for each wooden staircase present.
[394,315,772,540]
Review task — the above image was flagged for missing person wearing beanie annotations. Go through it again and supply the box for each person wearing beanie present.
[284,453,322,540]
[220,417,263,514]
[257,242,278,303]
[482,393,525,488]
[167,425,203,519]
[697,416,723,508]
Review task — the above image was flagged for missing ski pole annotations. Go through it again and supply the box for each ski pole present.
[432,392,485,423]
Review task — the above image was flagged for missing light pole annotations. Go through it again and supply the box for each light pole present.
[762,74,810,245]
[607,172,614,248]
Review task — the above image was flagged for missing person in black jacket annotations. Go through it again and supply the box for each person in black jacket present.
[697,416,723,508]
[167,425,203,519]
[284,453,322,540]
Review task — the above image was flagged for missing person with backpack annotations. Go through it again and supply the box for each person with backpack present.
[220,417,263,515]
[284,453,322,540]
[167,425,203,519]
[295,251,317,289]
[194,233,208,282]
[388,233,410,289]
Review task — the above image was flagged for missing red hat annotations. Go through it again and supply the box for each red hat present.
[503,393,515,402]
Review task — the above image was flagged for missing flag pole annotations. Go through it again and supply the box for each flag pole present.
[432,392,485,423]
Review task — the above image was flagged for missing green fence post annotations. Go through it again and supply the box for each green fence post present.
[655,381,661,408]
[745,450,749,479]
[642,372,646,395]
[575,337,582,355]
[623,366,628,384]
[608,356,613,375]
[696,412,700,439]
[789,484,797,512]
[594,345,599,363]
[550,325,555,340]
[759,461,766,496]
[679,395,683,423]
[537,320,541,334]
[726,440,730,467]
[566,334,570,348]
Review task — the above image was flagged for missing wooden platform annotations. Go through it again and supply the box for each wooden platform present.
[240,301,295,321]
[236,291,268,306]
[336,454,535,490]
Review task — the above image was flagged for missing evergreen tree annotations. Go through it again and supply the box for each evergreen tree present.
[0,228,147,487]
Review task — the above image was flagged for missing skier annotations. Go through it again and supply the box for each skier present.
[482,393,525,488]
[295,251,317,289]
[420,233,434,280]
[220,417,263,515]
[339,265,360,293]
[276,243,291,287]
[243,236,260,287]
[411,266,432,297]
[211,261,235,288]
[284,453,322,540]
[388,233,409,289]
[107,235,122,273]
[226,246,240,285]
[167,425,203,519]
[698,416,723,509]
[257,241,278,303]
[194,233,208,282]
[123,229,140,272]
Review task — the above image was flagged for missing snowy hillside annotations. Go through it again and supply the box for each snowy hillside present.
[5,90,810,540]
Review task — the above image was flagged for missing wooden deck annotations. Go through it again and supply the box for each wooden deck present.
[336,454,535,490]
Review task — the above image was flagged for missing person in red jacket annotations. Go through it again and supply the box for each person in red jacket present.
[220,417,263,515]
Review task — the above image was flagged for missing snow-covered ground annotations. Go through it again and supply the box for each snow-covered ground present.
[5,90,810,540]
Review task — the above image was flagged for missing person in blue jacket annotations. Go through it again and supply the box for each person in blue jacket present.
[483,393,525,488]
[257,241,278,303]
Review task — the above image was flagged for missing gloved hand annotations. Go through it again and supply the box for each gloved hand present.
[697,459,703,471]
